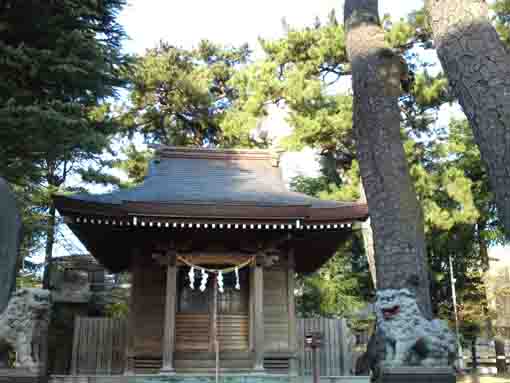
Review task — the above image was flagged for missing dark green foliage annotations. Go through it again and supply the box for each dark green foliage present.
[0,0,130,285]
[0,0,129,184]
[113,144,153,187]
[295,247,370,318]
[291,165,371,318]
[121,41,251,146]
[225,12,355,161]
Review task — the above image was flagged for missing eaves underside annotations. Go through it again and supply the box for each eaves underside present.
[54,196,369,223]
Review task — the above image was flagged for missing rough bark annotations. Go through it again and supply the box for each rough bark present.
[344,0,432,318]
[426,0,510,240]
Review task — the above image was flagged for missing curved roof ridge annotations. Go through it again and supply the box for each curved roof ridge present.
[152,145,281,163]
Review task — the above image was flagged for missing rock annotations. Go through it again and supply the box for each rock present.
[373,288,456,369]
[0,178,22,314]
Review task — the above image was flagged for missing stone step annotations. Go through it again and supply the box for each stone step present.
[49,376,369,383]
[0,369,48,383]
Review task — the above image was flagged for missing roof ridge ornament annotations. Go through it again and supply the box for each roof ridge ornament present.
[149,144,282,164]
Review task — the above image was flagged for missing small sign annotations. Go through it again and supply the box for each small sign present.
[305,332,323,349]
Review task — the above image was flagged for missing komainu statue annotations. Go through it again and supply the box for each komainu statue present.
[374,288,456,368]
[0,288,51,371]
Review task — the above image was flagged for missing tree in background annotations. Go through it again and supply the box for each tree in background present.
[295,244,371,318]
[120,41,251,147]
[494,0,510,47]
[411,117,503,335]
[291,167,372,318]
[224,12,356,164]
[113,144,153,187]
[0,0,130,287]
[424,0,510,240]
[0,0,128,184]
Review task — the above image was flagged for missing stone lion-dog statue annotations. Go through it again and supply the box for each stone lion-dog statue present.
[374,288,456,368]
[0,288,51,371]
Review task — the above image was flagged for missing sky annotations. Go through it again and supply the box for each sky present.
[119,0,425,54]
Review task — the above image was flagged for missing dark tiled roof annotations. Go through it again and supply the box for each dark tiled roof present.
[54,147,368,273]
[56,147,367,220]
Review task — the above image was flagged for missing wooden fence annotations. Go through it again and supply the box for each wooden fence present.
[462,338,510,367]
[297,318,355,376]
[70,317,127,375]
[70,317,356,376]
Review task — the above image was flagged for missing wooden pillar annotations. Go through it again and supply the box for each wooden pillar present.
[249,267,255,351]
[287,251,298,376]
[124,248,141,376]
[161,251,177,374]
[253,255,265,372]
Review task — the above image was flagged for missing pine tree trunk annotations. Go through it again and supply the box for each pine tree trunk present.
[344,0,432,318]
[42,204,56,289]
[426,0,510,240]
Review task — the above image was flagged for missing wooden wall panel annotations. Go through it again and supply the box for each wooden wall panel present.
[218,314,249,351]
[175,313,210,351]
[132,259,166,357]
[175,313,249,351]
[263,268,289,352]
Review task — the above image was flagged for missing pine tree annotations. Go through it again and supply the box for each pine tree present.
[0,0,130,287]
[121,41,250,147]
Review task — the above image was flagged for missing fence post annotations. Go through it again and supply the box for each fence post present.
[312,348,320,383]
[471,338,478,372]
[495,337,507,374]
[70,316,81,375]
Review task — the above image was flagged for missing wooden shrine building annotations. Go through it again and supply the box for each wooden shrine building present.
[54,146,368,377]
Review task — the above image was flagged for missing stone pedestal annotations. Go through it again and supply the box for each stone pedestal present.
[376,367,456,383]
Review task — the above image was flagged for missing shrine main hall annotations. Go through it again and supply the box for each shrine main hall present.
[54,146,368,379]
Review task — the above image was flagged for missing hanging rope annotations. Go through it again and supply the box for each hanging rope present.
[176,255,255,274]
[178,255,255,293]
